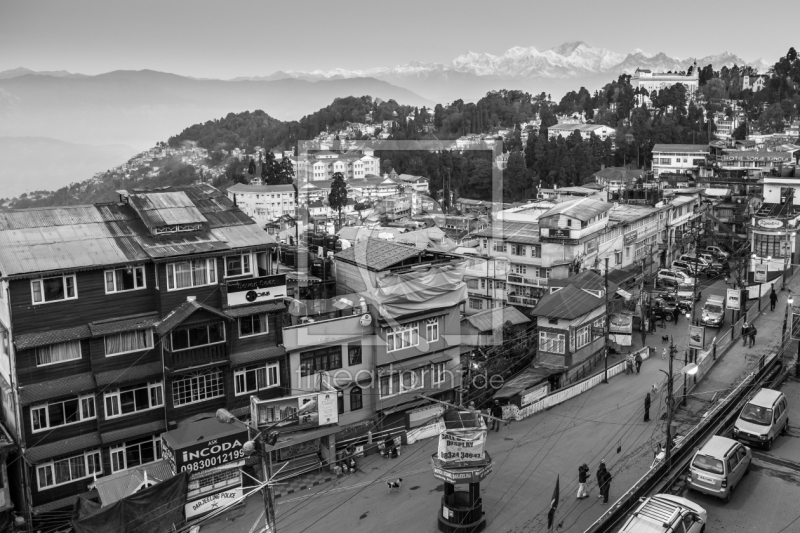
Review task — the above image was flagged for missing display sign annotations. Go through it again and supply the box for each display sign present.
[317,392,339,426]
[609,314,633,334]
[586,239,598,254]
[726,289,741,310]
[432,462,493,484]
[754,264,768,283]
[688,325,705,349]
[521,383,549,406]
[624,230,638,246]
[185,488,243,518]
[250,392,339,430]
[757,218,784,229]
[162,427,248,474]
[719,153,790,162]
[437,430,485,465]
[549,228,571,238]
[227,274,286,306]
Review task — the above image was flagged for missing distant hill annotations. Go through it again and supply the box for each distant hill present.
[0,70,432,150]
[0,136,137,198]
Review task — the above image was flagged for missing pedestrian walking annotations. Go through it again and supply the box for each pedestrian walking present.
[770,288,778,311]
[597,461,612,504]
[650,310,657,333]
[749,324,757,347]
[644,392,651,422]
[490,400,503,432]
[660,311,666,328]
[661,347,667,360]
[741,322,749,347]
[635,352,643,374]
[576,464,590,499]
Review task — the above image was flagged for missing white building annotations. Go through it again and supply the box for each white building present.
[226,183,296,225]
[742,75,768,92]
[651,144,710,178]
[633,66,699,106]
[547,123,615,141]
[289,149,380,182]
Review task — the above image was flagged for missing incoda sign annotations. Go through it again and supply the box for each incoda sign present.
[162,429,248,473]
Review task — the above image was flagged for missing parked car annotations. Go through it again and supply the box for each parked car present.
[654,278,701,301]
[657,268,695,286]
[619,494,707,533]
[671,260,703,277]
[700,294,725,327]
[679,254,711,272]
[652,296,678,321]
[687,435,751,503]
[733,387,789,451]
[704,245,730,260]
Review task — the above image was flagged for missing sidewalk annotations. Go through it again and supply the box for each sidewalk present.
[201,275,797,533]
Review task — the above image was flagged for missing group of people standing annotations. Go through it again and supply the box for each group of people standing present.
[741,321,758,347]
[576,460,613,504]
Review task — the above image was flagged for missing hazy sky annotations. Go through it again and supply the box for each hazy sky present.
[1,0,795,78]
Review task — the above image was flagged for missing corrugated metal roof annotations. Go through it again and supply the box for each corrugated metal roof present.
[95,362,163,387]
[26,432,102,463]
[223,301,285,318]
[228,184,296,194]
[464,306,530,333]
[93,459,173,507]
[652,144,710,153]
[88,313,160,337]
[129,191,207,229]
[156,300,231,336]
[20,373,96,405]
[531,285,603,319]
[473,221,540,244]
[230,346,287,367]
[494,366,556,400]
[334,238,421,271]
[608,204,659,223]
[100,420,166,446]
[15,325,91,350]
[539,199,613,222]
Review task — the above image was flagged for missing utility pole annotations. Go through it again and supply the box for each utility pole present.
[604,257,609,384]
[666,337,675,467]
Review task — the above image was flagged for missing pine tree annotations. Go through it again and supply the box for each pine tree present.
[328,172,348,229]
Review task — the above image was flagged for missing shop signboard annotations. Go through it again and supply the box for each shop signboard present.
[624,230,638,246]
[549,228,571,238]
[162,418,249,475]
[431,462,493,484]
[521,383,549,406]
[688,325,705,349]
[227,274,286,306]
[757,218,784,229]
[754,264,768,283]
[726,289,741,310]
[250,391,339,430]
[791,305,800,340]
[185,488,243,518]
[437,430,485,465]
[586,239,598,254]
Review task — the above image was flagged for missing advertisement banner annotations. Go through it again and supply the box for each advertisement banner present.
[624,230,638,246]
[754,264,768,283]
[549,228,570,238]
[609,314,633,334]
[432,463,493,485]
[250,392,340,430]
[317,392,339,426]
[726,289,741,310]
[185,488,243,518]
[791,306,800,340]
[688,325,705,349]
[437,430,486,465]
[521,383,549,406]
[227,274,286,307]
[162,428,248,474]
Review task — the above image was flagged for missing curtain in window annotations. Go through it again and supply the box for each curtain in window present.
[54,459,71,484]
[173,262,193,289]
[192,260,207,285]
[36,340,81,365]
[105,330,152,355]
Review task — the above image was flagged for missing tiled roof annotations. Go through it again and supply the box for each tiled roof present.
[223,301,285,318]
[230,346,287,367]
[95,362,163,387]
[15,325,91,350]
[333,238,420,271]
[473,221,540,244]
[100,420,166,446]
[20,373,96,405]
[25,431,102,463]
[88,313,160,337]
[464,306,530,333]
[156,300,232,336]
[531,285,603,319]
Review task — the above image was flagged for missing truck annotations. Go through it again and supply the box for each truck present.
[700,294,726,327]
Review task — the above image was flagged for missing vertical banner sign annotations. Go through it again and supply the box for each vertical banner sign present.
[791,306,800,340]
[688,325,705,349]
[317,392,339,425]
[754,264,768,283]
[726,289,741,310]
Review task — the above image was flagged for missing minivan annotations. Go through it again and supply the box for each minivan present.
[671,260,702,277]
[688,435,751,503]
[704,246,730,259]
[733,387,789,450]
[700,294,725,327]
[679,254,711,272]
[619,494,706,533]
[657,268,695,286]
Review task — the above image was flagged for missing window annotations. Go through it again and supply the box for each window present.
[615,251,622,265]
[469,298,483,310]
[348,343,362,365]
[539,332,565,354]
[36,340,82,366]
[31,395,96,432]
[432,362,446,385]
[104,267,145,293]
[110,435,162,473]
[37,450,102,490]
[467,279,479,290]
[426,318,439,342]
[492,241,507,253]
[104,330,153,356]
[514,264,527,275]
[170,323,226,351]
[31,274,77,304]
[299,346,342,376]
[567,219,572,227]
[239,314,268,338]
[510,244,526,256]
[166,259,216,290]
[233,363,279,395]
[224,254,252,277]
[379,368,423,397]
[385,322,419,352]
[531,245,542,258]
[172,370,224,406]
[593,317,605,339]
[104,382,163,418]
[575,325,590,350]
[350,387,363,411]
[660,158,670,165]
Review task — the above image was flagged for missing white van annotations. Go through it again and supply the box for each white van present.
[687,435,751,503]
[619,494,706,533]
[733,388,789,450]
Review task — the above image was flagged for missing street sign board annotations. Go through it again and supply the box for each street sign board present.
[431,458,493,485]
[754,264,768,283]
[688,325,705,349]
[726,289,741,310]
[227,274,286,306]
[185,488,243,518]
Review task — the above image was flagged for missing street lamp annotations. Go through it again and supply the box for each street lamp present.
[658,340,699,467]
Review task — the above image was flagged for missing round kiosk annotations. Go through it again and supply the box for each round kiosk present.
[431,409,492,533]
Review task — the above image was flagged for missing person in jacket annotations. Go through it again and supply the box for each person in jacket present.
[490,400,503,432]
[770,287,778,311]
[644,392,651,422]
[749,324,757,347]
[635,352,643,374]
[577,463,590,499]
[741,322,750,347]
[597,461,612,504]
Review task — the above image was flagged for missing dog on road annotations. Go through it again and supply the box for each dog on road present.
[387,478,403,494]
[661,335,669,344]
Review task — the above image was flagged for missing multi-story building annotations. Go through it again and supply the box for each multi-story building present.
[749,173,800,275]
[0,185,285,521]
[742,74,768,92]
[651,144,711,178]
[633,65,699,105]
[663,192,706,264]
[395,174,430,194]
[290,149,380,182]
[547,123,615,141]
[226,183,297,225]
[592,167,645,193]
[716,150,793,176]
[463,257,511,314]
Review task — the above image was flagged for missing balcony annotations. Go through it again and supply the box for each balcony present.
[171,343,228,370]
[507,274,548,287]
[508,295,539,307]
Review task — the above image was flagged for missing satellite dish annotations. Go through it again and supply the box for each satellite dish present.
[360,314,372,326]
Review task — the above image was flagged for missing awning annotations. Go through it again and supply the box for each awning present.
[15,325,91,350]
[26,432,102,463]
[262,424,340,453]
[230,346,286,367]
[493,366,557,400]
[223,301,286,318]
[20,373,96,405]
[101,420,166,446]
[95,362,162,387]
[88,313,159,337]
[615,289,632,300]
[380,398,431,415]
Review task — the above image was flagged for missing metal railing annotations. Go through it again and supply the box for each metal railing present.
[507,274,548,287]
[507,295,539,307]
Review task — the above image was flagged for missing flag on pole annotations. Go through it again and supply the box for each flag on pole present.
[547,474,560,529]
